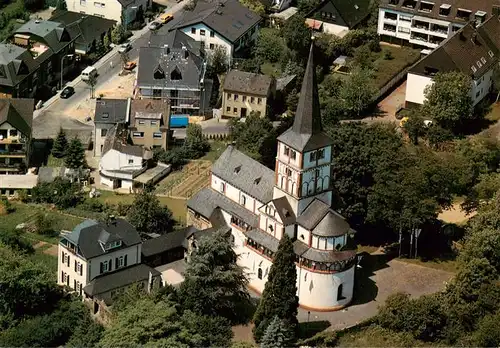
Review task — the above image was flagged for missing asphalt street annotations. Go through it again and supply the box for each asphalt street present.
[35,3,188,117]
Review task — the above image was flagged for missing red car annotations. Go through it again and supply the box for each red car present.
[123,61,137,70]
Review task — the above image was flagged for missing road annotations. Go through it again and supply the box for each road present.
[34,1,189,119]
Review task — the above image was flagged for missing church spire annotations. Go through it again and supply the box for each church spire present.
[292,39,322,135]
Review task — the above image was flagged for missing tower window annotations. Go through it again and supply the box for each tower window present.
[317,149,325,160]
[337,283,344,300]
[286,168,292,176]
[258,268,263,279]
[290,150,296,160]
[284,146,290,156]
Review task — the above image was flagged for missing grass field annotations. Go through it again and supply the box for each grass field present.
[398,256,459,273]
[0,203,84,243]
[201,141,228,162]
[336,325,423,347]
[373,45,420,88]
[96,190,188,224]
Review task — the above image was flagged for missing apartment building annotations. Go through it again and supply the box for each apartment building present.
[378,0,498,49]
[0,98,34,174]
[64,0,149,25]
[130,99,170,151]
[222,70,275,118]
[57,218,161,310]
[405,15,500,107]
[137,30,209,117]
[171,0,262,59]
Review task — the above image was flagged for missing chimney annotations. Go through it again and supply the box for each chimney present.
[182,45,188,59]
[471,32,478,44]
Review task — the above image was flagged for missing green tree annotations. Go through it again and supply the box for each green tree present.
[281,14,311,57]
[339,67,377,118]
[209,45,228,75]
[56,0,67,10]
[153,147,187,170]
[260,316,295,348]
[99,298,203,347]
[0,244,62,326]
[127,190,174,234]
[0,229,34,254]
[422,71,473,132]
[183,123,209,159]
[83,72,98,99]
[253,235,298,342]
[179,231,251,324]
[351,44,373,70]
[31,178,83,209]
[103,34,110,50]
[254,28,286,63]
[64,137,87,169]
[403,111,425,145]
[111,24,126,44]
[470,310,500,347]
[52,127,68,158]
[228,113,277,167]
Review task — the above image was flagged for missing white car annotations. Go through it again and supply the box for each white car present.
[118,42,132,54]
[148,21,162,30]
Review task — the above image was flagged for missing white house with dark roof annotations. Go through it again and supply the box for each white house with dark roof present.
[99,123,151,190]
[57,218,161,312]
[93,98,130,157]
[171,0,262,59]
[187,42,357,311]
[405,15,500,108]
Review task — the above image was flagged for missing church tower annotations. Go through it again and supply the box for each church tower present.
[273,40,335,216]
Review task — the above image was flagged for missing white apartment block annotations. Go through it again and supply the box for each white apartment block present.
[65,0,149,25]
[378,0,496,49]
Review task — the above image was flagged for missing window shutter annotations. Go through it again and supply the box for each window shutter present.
[80,264,83,276]
[109,258,112,271]
[61,252,64,263]
[74,260,77,272]
[124,254,128,267]
[67,274,70,286]
[74,279,76,289]
[116,257,119,268]
[61,271,64,283]
[67,255,70,267]
[100,262,103,274]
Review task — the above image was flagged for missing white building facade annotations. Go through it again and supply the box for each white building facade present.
[377,0,491,49]
[65,0,149,25]
[187,42,357,311]
[99,148,146,189]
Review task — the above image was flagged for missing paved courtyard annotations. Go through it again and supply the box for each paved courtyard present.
[233,255,453,341]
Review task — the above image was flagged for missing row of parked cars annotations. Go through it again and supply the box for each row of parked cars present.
[148,12,173,30]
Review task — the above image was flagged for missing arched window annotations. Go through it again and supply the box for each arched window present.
[337,283,344,301]
[280,176,285,189]
[240,195,246,205]
[258,268,263,279]
[220,182,225,193]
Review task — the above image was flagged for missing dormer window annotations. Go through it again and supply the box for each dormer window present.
[456,8,471,20]
[419,1,433,13]
[254,177,261,185]
[471,65,477,73]
[104,240,122,250]
[171,66,182,80]
[439,3,450,16]
[489,50,494,58]
[102,112,109,119]
[234,165,241,174]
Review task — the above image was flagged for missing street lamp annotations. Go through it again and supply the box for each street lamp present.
[60,54,74,90]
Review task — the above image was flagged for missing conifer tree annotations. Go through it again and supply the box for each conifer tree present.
[253,235,299,342]
[52,128,68,158]
[64,138,87,169]
[260,316,295,348]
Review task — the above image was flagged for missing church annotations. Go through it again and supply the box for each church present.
[187,42,357,311]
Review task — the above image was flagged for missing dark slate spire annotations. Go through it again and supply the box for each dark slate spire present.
[292,40,322,135]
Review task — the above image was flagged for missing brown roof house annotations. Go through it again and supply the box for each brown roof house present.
[222,70,275,118]
[378,0,500,49]
[129,99,171,151]
[405,15,500,107]
[0,98,34,174]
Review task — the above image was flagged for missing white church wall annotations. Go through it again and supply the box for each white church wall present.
[303,146,332,170]
[297,225,311,246]
[238,248,273,294]
[296,265,355,310]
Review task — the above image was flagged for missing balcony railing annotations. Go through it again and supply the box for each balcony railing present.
[0,151,26,156]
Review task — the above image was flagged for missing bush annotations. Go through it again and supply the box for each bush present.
[116,202,133,216]
[34,213,57,237]
[31,178,83,209]
[0,229,34,254]
[383,49,394,60]
[0,198,14,215]
[16,189,29,203]
[79,199,105,213]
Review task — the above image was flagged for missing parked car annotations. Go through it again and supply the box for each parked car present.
[118,42,132,54]
[148,21,162,30]
[123,61,137,70]
[60,86,75,99]
[159,13,173,24]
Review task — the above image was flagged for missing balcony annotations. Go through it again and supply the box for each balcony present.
[383,24,397,32]
[0,150,26,157]
[402,0,417,9]
[384,12,398,21]
[431,24,448,35]
[412,20,430,30]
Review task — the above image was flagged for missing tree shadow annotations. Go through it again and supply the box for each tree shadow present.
[298,320,331,340]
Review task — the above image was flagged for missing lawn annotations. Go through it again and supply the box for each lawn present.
[372,45,420,88]
[485,102,500,122]
[260,62,282,77]
[0,203,84,244]
[96,190,187,225]
[336,325,424,347]
[398,256,459,273]
[201,141,228,162]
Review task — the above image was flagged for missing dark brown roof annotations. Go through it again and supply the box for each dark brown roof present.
[0,98,34,137]
[102,123,144,157]
[410,16,500,79]
[223,70,273,96]
[130,99,170,127]
[277,42,334,152]
[270,197,296,226]
[380,0,495,24]
[296,199,352,237]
